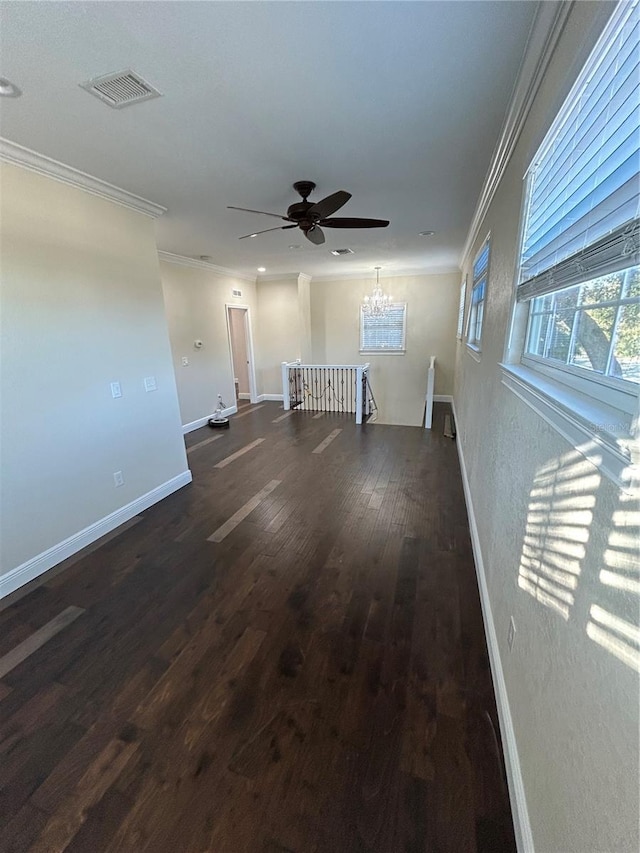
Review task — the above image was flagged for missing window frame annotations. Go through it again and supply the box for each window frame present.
[359,302,407,355]
[456,276,467,340]
[502,0,639,493]
[466,235,491,355]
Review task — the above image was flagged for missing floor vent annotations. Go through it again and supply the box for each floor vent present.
[330,248,354,256]
[80,70,162,109]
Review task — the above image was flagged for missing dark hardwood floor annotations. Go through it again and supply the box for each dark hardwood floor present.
[0,403,515,852]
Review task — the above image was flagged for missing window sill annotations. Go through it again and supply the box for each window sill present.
[466,345,482,362]
[500,363,638,492]
[359,350,406,356]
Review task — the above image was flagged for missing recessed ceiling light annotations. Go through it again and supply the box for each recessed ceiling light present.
[0,77,21,98]
[257,267,266,272]
[249,233,258,239]
[419,230,436,237]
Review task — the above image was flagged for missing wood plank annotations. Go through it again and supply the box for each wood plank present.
[207,479,281,542]
[214,437,265,468]
[0,606,85,679]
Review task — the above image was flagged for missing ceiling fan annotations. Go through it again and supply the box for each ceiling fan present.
[227,181,389,245]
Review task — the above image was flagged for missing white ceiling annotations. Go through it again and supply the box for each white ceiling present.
[0,1,538,279]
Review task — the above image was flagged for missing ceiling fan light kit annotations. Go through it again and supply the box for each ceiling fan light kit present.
[228,181,389,245]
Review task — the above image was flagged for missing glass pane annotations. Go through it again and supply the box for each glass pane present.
[547,310,576,363]
[531,293,553,313]
[527,312,552,356]
[580,271,624,306]
[571,306,616,373]
[626,266,640,298]
[554,285,580,312]
[611,302,640,383]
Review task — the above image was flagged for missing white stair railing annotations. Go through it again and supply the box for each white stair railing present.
[281,360,371,423]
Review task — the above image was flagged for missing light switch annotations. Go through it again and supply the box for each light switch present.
[110,381,122,399]
[144,376,157,392]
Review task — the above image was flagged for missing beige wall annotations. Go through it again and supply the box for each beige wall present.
[0,163,188,581]
[160,262,258,426]
[256,275,301,395]
[311,272,459,426]
[454,3,639,851]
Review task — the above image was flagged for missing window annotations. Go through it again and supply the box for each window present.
[360,304,406,353]
[505,0,639,488]
[467,237,490,351]
[456,276,467,340]
[514,0,639,413]
[524,266,639,386]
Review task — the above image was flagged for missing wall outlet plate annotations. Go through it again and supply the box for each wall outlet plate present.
[110,381,122,398]
[508,616,516,651]
[113,470,124,487]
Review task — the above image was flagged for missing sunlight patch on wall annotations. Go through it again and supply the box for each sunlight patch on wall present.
[518,451,598,620]
[588,492,640,672]
[587,605,640,673]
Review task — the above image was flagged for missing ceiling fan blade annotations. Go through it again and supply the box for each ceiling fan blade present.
[228,205,292,221]
[308,190,351,220]
[239,224,297,239]
[321,217,390,228]
[305,226,325,245]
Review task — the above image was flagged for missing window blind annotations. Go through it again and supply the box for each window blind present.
[519,0,640,289]
[360,304,406,351]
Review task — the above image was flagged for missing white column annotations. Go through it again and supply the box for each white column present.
[424,355,436,429]
[282,361,290,410]
[355,366,363,424]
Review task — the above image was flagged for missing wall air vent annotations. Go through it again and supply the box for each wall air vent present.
[80,70,162,109]
[232,289,242,298]
[330,248,354,256]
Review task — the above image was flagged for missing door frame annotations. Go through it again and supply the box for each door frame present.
[225,303,258,404]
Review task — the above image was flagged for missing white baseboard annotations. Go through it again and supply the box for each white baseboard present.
[434,394,454,403]
[182,405,238,434]
[0,470,193,600]
[451,399,534,853]
[257,394,284,402]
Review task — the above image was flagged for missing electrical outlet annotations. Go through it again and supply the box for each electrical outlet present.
[508,616,516,651]
[110,381,122,399]
[113,470,124,487]
[144,376,157,392]
[181,357,189,366]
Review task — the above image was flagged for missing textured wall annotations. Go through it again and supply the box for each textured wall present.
[454,3,639,851]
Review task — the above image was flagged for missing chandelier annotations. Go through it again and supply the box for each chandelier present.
[362,267,392,316]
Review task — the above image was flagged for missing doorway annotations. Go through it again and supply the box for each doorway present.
[226,305,257,404]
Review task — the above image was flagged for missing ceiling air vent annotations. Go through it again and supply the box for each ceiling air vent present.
[232,289,243,298]
[330,248,354,256]
[80,70,162,109]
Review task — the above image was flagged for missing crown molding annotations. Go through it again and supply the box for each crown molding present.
[158,250,256,283]
[0,137,167,219]
[257,272,306,283]
[312,265,459,282]
[460,0,574,265]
